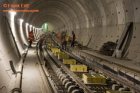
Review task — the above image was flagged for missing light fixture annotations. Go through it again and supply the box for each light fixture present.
[33,26,35,29]
[9,10,16,16]
[26,23,29,26]
[9,10,23,53]
[25,23,29,39]
[30,25,33,31]
[19,18,24,23]
[30,25,32,28]
[19,18,27,45]
[9,10,16,37]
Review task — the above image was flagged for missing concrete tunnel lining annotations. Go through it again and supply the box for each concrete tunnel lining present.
[0,0,140,92]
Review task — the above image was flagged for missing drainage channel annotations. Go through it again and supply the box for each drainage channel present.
[36,42,58,93]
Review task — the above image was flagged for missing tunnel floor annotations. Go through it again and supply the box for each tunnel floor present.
[21,46,50,93]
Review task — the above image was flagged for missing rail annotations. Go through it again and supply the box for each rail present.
[46,49,94,93]
[36,41,57,93]
[50,34,140,92]
[64,50,140,93]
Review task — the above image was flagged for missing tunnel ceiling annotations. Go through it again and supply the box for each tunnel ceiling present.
[12,0,102,31]
[28,0,85,29]
[2,0,129,32]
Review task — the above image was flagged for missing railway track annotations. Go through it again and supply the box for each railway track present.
[45,35,139,93]
[68,51,140,93]
[29,35,139,93]
[43,43,108,93]
[46,50,94,93]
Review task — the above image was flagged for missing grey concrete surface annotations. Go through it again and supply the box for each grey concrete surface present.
[22,47,50,93]
[0,15,20,93]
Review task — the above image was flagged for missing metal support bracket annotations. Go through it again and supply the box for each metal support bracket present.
[9,60,17,74]
[12,88,22,93]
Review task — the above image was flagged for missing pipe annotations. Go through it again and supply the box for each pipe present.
[12,48,28,93]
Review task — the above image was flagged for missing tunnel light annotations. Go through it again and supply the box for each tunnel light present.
[32,26,35,32]
[26,23,29,26]
[9,11,17,37]
[25,23,29,39]
[45,23,47,29]
[9,11,16,16]
[30,25,32,28]
[9,10,23,53]
[19,18,27,45]
[19,18,24,23]
[30,25,33,31]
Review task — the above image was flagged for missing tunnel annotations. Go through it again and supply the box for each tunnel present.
[0,0,140,93]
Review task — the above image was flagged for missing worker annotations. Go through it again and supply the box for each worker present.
[28,30,34,47]
[39,36,45,52]
[56,31,61,43]
[71,31,76,47]
[61,31,67,50]
[29,39,32,47]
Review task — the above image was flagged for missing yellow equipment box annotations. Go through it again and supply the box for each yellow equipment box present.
[51,48,60,56]
[82,73,106,84]
[48,43,52,47]
[48,43,53,47]
[70,65,87,72]
[106,90,132,93]
[63,59,76,65]
[47,43,52,49]
[57,52,69,59]
[66,35,70,42]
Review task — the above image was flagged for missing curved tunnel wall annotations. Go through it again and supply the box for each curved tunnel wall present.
[0,15,20,92]
[23,0,140,62]
[3,0,137,61]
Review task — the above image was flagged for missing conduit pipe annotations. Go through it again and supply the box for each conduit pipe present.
[12,48,29,93]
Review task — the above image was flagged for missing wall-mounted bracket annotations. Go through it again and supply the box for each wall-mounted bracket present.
[9,60,17,74]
